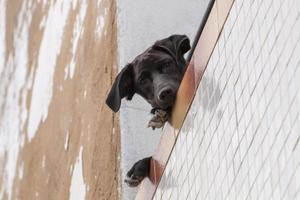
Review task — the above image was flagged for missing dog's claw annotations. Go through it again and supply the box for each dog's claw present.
[147,119,165,130]
[148,109,169,130]
[124,175,142,187]
[125,157,151,187]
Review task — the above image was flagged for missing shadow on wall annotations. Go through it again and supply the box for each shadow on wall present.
[181,75,222,133]
[155,76,222,191]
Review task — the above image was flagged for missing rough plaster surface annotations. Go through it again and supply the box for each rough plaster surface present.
[116,1,210,199]
[0,0,119,199]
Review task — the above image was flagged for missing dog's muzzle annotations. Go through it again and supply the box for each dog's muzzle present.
[157,87,176,108]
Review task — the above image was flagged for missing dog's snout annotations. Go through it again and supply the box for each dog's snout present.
[158,88,173,101]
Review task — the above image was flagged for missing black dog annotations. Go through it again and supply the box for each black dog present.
[106,34,190,187]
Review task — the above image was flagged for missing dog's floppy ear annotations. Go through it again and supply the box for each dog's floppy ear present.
[106,64,135,112]
[169,34,191,67]
[153,34,191,70]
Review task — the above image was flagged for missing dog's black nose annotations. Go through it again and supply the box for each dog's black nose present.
[158,88,173,101]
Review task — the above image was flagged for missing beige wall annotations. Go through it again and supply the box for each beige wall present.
[0,0,120,199]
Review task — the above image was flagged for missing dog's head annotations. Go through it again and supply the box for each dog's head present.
[106,34,190,112]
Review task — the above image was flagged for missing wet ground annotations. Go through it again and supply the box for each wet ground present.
[0,0,119,199]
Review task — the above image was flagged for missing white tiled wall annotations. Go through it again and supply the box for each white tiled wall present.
[153,0,300,199]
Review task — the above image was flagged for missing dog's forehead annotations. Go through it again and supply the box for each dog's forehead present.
[133,51,172,72]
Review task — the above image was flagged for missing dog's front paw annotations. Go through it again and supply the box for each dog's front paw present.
[124,175,143,187]
[125,157,151,187]
[148,109,169,130]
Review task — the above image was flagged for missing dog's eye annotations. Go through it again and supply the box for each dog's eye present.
[138,77,149,85]
[161,62,172,73]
